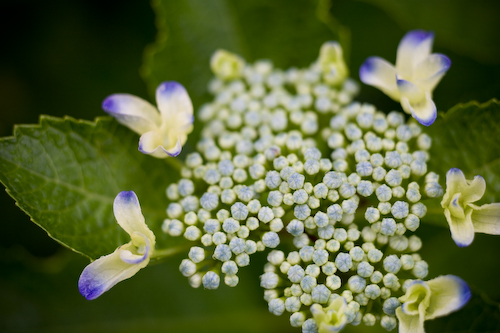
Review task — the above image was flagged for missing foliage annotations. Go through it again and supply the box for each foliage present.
[0,116,181,260]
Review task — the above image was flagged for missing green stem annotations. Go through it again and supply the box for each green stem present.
[164,157,184,172]
[151,244,191,260]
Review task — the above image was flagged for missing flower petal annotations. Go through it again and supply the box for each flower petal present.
[442,168,467,206]
[415,53,451,91]
[396,307,425,333]
[425,275,471,320]
[397,78,425,103]
[444,208,475,247]
[113,191,155,243]
[319,41,349,85]
[359,56,399,100]
[401,92,437,126]
[396,30,434,78]
[102,94,160,134]
[470,203,500,235]
[448,193,466,219]
[138,130,164,155]
[210,49,245,80]
[78,245,149,300]
[461,175,486,204]
[156,81,193,122]
[164,137,183,157]
[120,233,151,264]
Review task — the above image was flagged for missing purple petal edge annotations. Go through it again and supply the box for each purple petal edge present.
[78,266,107,300]
[102,95,120,115]
[359,57,378,84]
[412,103,437,127]
[157,81,187,98]
[403,30,435,47]
[448,275,472,309]
[115,190,139,207]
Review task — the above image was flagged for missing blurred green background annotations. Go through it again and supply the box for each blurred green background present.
[1,0,500,332]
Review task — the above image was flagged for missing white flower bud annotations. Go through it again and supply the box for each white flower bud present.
[179,259,197,277]
[383,297,401,316]
[201,234,213,246]
[202,271,220,290]
[380,316,397,331]
[294,204,312,220]
[413,260,429,278]
[335,253,353,272]
[389,235,408,252]
[383,255,401,274]
[326,275,342,290]
[383,273,400,291]
[312,285,331,304]
[258,206,275,223]
[348,275,366,293]
[293,189,309,204]
[167,219,184,236]
[380,218,397,236]
[188,246,205,263]
[400,254,415,270]
[262,231,280,248]
[305,264,321,278]
[268,298,285,316]
[367,249,383,263]
[285,296,302,312]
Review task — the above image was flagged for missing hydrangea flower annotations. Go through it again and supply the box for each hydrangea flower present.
[310,297,348,333]
[396,275,471,333]
[441,168,500,247]
[318,41,349,86]
[359,30,451,126]
[102,81,193,158]
[210,49,245,80]
[78,191,155,300]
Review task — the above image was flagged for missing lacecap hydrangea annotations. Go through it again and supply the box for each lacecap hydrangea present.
[160,43,469,333]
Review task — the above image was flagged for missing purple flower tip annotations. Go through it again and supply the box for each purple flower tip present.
[102,96,117,114]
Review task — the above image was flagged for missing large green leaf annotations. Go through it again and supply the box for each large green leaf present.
[141,0,346,106]
[0,116,182,260]
[421,99,500,226]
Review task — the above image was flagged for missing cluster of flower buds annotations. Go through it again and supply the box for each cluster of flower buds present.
[161,45,445,332]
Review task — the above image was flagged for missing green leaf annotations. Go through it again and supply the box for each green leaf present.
[357,0,500,64]
[421,99,500,227]
[141,0,347,106]
[426,99,500,203]
[426,289,500,332]
[0,116,183,260]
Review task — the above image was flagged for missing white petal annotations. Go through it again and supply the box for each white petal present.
[113,191,155,243]
[444,208,475,247]
[156,81,193,122]
[442,168,467,206]
[102,94,160,134]
[120,233,151,264]
[396,30,434,78]
[164,138,183,157]
[462,175,486,204]
[397,78,426,103]
[78,245,149,300]
[396,307,425,333]
[138,130,163,154]
[448,193,466,219]
[470,203,500,235]
[401,92,437,126]
[415,54,451,91]
[359,56,400,100]
[425,275,471,320]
